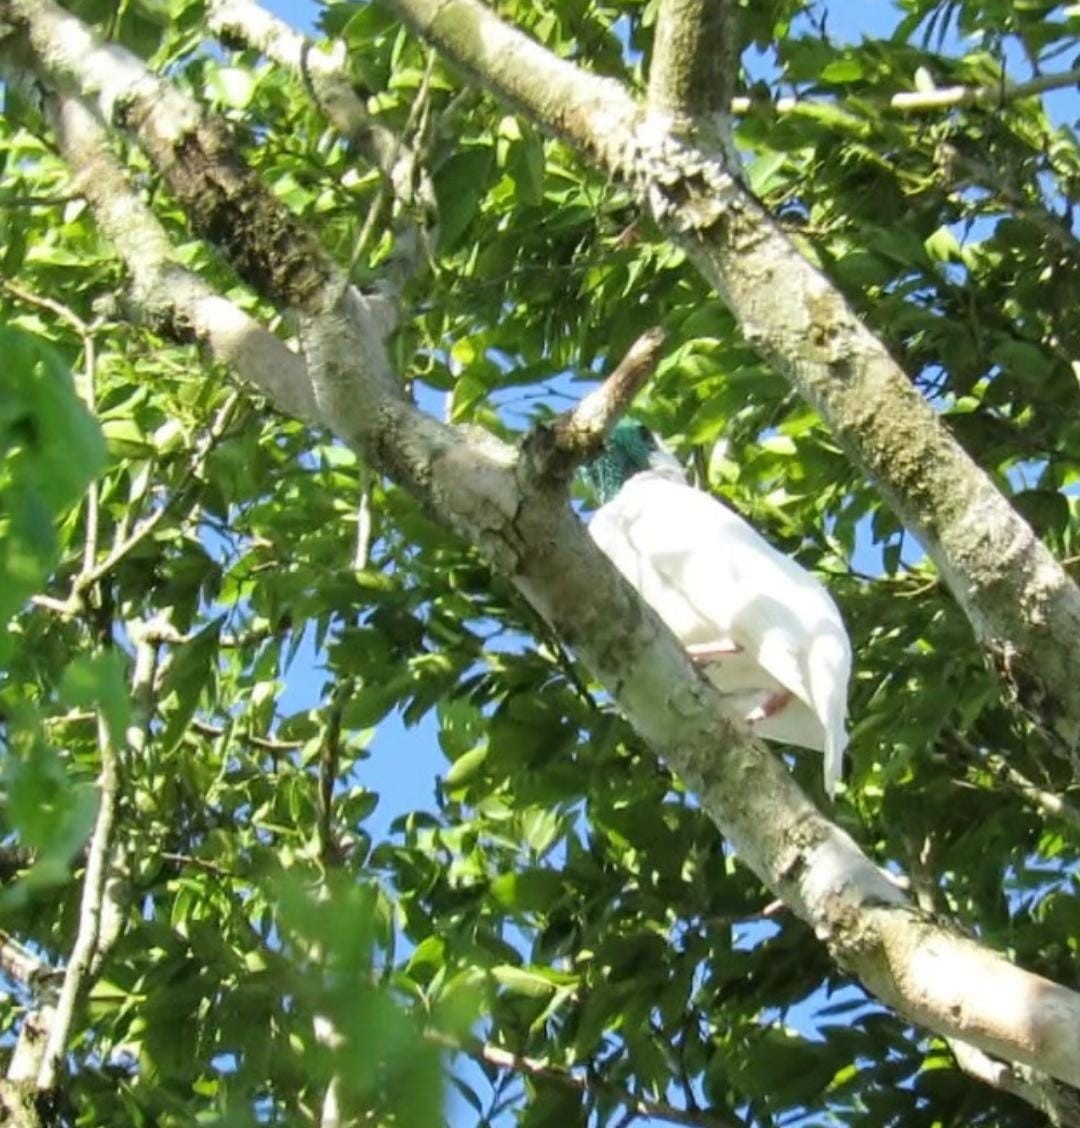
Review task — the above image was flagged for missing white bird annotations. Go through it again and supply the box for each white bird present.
[583,420,852,797]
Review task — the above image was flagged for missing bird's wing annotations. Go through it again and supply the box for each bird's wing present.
[594,474,847,711]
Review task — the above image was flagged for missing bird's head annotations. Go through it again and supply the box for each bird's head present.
[580,419,685,504]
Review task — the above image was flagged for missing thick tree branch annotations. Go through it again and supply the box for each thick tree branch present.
[1,0,346,316]
[904,843,1080,1125]
[0,931,54,990]
[380,0,1080,768]
[41,93,317,421]
[648,0,735,125]
[9,0,1080,1092]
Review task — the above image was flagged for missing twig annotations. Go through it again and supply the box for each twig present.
[520,327,666,486]
[948,1041,1080,1127]
[190,718,304,752]
[346,48,438,284]
[317,681,351,867]
[35,712,118,1090]
[431,1032,741,1128]
[729,66,1080,116]
[946,727,1080,831]
[0,190,82,207]
[29,391,244,618]
[158,852,234,879]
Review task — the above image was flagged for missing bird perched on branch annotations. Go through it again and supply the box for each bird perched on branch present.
[582,420,852,797]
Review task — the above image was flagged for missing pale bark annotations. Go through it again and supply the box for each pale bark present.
[4,0,1080,1098]
[647,0,733,122]
[206,0,399,175]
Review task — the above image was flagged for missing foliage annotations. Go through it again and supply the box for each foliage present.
[1,0,1079,1124]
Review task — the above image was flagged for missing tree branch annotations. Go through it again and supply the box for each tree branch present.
[946,728,1080,832]
[521,326,665,485]
[648,0,735,126]
[904,840,1080,1125]
[206,0,400,177]
[42,93,317,421]
[728,66,1080,115]
[35,711,118,1090]
[0,931,55,990]
[949,1040,1080,1127]
[433,1032,741,1128]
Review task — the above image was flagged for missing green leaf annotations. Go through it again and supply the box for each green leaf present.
[159,617,223,752]
[208,65,257,109]
[60,651,131,749]
[443,743,489,788]
[434,147,493,250]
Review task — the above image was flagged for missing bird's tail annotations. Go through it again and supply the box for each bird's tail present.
[807,629,851,799]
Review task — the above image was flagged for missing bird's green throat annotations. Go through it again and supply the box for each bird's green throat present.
[581,420,660,504]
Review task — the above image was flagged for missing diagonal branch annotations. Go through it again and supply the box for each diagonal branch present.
[206,0,401,177]
[42,93,317,421]
[35,712,118,1091]
[205,0,439,290]
[432,1031,742,1128]
[521,326,666,485]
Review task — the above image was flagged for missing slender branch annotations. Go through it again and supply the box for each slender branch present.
[353,466,374,572]
[730,66,1080,115]
[888,68,1080,111]
[158,852,234,879]
[432,1032,741,1128]
[522,327,666,485]
[0,190,81,207]
[30,390,244,619]
[206,0,400,178]
[934,142,1080,262]
[946,728,1080,832]
[35,711,118,1090]
[948,1041,1080,1126]
[317,681,351,867]
[189,718,304,753]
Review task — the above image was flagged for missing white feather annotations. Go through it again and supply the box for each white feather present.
[589,470,852,796]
